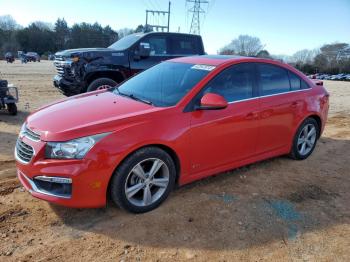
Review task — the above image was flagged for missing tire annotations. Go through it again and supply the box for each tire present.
[289,118,319,160]
[110,147,176,213]
[7,103,17,116]
[87,78,118,92]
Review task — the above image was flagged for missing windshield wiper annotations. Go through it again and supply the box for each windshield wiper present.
[115,88,153,105]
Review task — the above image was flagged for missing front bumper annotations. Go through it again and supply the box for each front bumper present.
[53,75,82,97]
[15,135,117,208]
[18,172,72,199]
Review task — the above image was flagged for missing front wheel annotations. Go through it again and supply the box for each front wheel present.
[110,147,176,213]
[87,78,118,92]
[289,118,319,160]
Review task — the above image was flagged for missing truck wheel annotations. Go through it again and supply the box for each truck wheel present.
[87,78,118,92]
[7,103,17,116]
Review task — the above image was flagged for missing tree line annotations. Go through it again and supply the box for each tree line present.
[1,14,349,74]
[220,35,350,74]
[0,15,146,57]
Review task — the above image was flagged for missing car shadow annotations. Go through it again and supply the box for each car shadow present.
[50,136,350,250]
[0,110,29,127]
[0,131,20,161]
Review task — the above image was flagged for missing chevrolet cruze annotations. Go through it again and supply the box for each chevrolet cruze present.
[15,55,329,213]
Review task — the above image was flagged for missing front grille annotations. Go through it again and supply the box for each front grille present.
[54,59,73,77]
[24,126,41,141]
[16,139,34,163]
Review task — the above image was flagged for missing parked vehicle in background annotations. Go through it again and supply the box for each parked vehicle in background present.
[0,79,18,115]
[53,32,205,96]
[5,52,15,63]
[311,73,350,81]
[25,52,41,62]
[48,54,55,61]
[16,55,329,213]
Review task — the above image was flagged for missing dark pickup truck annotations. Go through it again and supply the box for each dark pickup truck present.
[53,32,205,96]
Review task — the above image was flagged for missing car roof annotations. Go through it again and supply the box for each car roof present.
[170,55,266,66]
[142,31,200,37]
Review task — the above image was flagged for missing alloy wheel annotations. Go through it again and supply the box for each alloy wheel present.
[124,158,170,207]
[297,123,317,156]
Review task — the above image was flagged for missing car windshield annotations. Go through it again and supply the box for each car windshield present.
[114,62,212,107]
[108,34,143,50]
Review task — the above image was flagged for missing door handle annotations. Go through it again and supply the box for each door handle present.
[245,112,258,120]
[291,101,301,108]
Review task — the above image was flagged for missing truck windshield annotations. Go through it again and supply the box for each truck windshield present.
[108,34,143,50]
[114,62,212,107]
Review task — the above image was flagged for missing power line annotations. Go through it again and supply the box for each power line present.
[187,0,209,35]
[145,1,171,32]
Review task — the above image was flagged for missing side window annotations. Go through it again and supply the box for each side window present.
[170,36,198,55]
[147,36,167,56]
[202,63,255,102]
[289,71,310,90]
[301,79,310,89]
[258,64,290,95]
[289,72,301,91]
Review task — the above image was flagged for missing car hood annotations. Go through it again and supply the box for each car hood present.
[26,90,161,141]
[55,48,113,57]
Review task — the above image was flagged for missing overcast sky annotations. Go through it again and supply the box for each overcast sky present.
[0,0,349,55]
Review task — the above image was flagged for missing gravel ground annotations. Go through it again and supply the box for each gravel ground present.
[0,60,349,261]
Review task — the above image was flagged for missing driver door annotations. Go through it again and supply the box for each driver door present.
[188,63,260,176]
[129,35,173,74]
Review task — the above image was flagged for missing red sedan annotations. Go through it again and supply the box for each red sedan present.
[15,55,329,213]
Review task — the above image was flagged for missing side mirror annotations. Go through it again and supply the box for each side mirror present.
[138,42,151,57]
[197,93,228,110]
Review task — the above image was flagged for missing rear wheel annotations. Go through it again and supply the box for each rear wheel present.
[289,118,319,160]
[87,78,118,92]
[7,103,17,115]
[110,147,176,213]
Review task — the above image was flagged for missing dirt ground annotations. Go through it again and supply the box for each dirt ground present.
[0,61,349,261]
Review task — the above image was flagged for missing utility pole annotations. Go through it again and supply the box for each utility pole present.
[187,0,209,35]
[145,1,171,32]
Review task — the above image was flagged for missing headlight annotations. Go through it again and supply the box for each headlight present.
[19,123,26,136]
[45,133,109,159]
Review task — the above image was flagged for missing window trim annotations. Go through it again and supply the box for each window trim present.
[184,62,313,112]
[228,88,310,104]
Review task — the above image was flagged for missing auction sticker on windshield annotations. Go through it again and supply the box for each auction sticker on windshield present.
[191,64,216,71]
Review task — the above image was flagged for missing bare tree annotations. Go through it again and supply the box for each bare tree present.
[117,28,134,39]
[291,49,319,64]
[32,21,54,31]
[219,35,264,56]
[0,15,19,31]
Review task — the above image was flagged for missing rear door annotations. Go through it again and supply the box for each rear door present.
[255,63,304,154]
